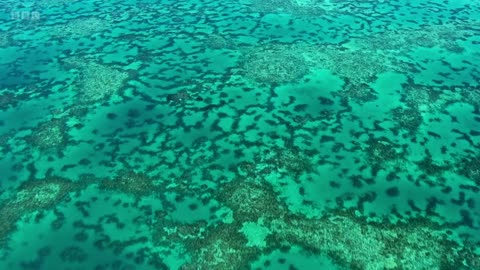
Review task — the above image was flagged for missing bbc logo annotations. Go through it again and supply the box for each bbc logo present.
[10,11,40,21]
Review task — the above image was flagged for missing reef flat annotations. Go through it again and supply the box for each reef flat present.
[0,0,479,269]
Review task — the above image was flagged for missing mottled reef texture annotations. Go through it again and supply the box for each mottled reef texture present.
[0,0,480,269]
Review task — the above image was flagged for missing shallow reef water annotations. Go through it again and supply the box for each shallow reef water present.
[0,0,480,269]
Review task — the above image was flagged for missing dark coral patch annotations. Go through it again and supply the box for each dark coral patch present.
[386,187,400,197]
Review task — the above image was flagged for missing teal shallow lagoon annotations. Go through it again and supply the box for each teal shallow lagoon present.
[0,0,480,269]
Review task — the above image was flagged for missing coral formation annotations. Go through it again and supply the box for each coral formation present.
[390,107,423,135]
[218,180,285,222]
[177,179,478,269]
[365,137,403,164]
[36,0,80,8]
[0,91,17,111]
[459,85,480,107]
[0,87,36,111]
[0,33,9,47]
[236,146,313,179]
[305,47,389,84]
[250,0,325,15]
[179,179,282,269]
[26,118,69,155]
[165,90,192,105]
[183,224,259,270]
[9,176,80,212]
[271,147,313,174]
[1,0,479,269]
[63,57,128,103]
[356,23,470,52]
[243,46,309,84]
[100,170,162,198]
[335,82,378,104]
[51,17,110,38]
[60,246,88,262]
[250,0,295,13]
[457,155,480,185]
[0,176,81,244]
[269,214,470,270]
[402,83,444,112]
[204,34,230,49]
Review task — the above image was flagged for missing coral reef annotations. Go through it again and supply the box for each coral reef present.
[250,0,325,15]
[60,246,88,262]
[335,82,378,104]
[217,180,286,222]
[25,117,69,156]
[204,34,230,49]
[9,176,80,212]
[0,87,36,111]
[179,179,283,269]
[165,90,192,105]
[269,214,469,270]
[50,17,110,38]
[355,23,470,52]
[402,83,444,112]
[0,176,82,244]
[250,0,295,13]
[390,106,423,135]
[100,170,162,198]
[305,47,389,84]
[1,0,479,269]
[0,91,17,111]
[270,147,313,174]
[457,155,480,185]
[364,137,403,164]
[415,155,450,176]
[176,179,478,269]
[236,146,313,179]
[63,57,129,103]
[0,131,14,155]
[183,224,259,270]
[0,33,9,47]
[242,46,309,84]
[459,85,480,107]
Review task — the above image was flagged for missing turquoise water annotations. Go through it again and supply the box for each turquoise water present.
[1,0,480,269]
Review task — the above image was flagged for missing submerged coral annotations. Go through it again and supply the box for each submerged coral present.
[243,46,309,84]
[0,176,82,244]
[9,176,80,211]
[355,23,470,53]
[365,137,403,164]
[250,0,295,13]
[402,83,444,112]
[390,106,423,135]
[335,81,378,104]
[204,34,230,49]
[236,146,313,179]
[306,47,389,84]
[0,91,17,111]
[0,33,9,47]
[271,147,313,174]
[50,17,110,38]
[457,155,480,185]
[100,170,162,198]
[183,224,258,270]
[26,118,69,156]
[250,0,325,15]
[63,57,129,103]
[176,178,478,269]
[165,90,192,105]
[270,214,470,270]
[218,180,285,222]
[459,85,480,107]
